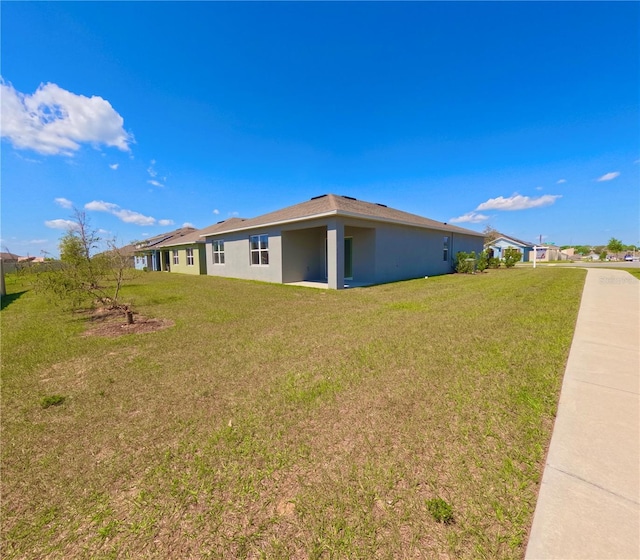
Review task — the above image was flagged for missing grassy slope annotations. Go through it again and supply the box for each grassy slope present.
[1,268,585,559]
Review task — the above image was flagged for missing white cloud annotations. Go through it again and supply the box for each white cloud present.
[596,171,620,182]
[476,193,562,211]
[28,239,48,244]
[85,200,156,226]
[183,222,195,228]
[109,163,119,170]
[147,160,157,177]
[54,197,73,209]
[212,209,220,215]
[148,179,164,188]
[556,179,566,184]
[85,200,118,212]
[449,212,490,224]
[45,219,80,231]
[0,79,133,155]
[158,219,174,226]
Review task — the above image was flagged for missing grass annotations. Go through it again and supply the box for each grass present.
[1,267,585,559]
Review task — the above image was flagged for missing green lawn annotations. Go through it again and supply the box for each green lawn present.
[1,268,585,559]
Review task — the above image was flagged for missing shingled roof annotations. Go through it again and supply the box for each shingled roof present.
[134,227,197,250]
[200,194,483,238]
[155,218,247,248]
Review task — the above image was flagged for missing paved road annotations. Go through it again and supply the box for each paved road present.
[525,268,640,559]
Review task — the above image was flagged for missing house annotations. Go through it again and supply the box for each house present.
[201,194,484,289]
[0,252,21,274]
[485,234,534,262]
[532,245,572,262]
[133,227,196,271]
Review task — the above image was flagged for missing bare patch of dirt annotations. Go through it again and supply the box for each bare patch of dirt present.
[82,308,174,337]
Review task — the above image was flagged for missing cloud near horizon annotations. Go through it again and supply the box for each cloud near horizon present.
[596,171,620,182]
[476,193,561,211]
[449,211,490,224]
[85,200,162,226]
[1,79,133,156]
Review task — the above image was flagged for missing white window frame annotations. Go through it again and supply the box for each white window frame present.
[212,240,225,265]
[186,248,194,266]
[250,234,269,266]
[172,250,179,265]
[443,236,450,262]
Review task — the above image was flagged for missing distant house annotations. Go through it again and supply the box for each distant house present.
[485,234,534,262]
[201,194,484,289]
[0,252,21,274]
[133,227,196,271]
[533,245,572,262]
[154,219,248,276]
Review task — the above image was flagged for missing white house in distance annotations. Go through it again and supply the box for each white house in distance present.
[201,194,484,289]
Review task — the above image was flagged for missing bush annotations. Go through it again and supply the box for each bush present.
[476,250,489,272]
[41,395,66,408]
[488,257,501,269]
[503,247,521,268]
[455,251,476,274]
[426,497,454,524]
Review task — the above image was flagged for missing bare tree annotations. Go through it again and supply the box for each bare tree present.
[483,225,500,244]
[35,209,136,323]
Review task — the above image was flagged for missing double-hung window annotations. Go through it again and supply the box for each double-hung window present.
[186,248,194,266]
[212,240,225,264]
[443,236,450,262]
[172,250,179,265]
[250,234,269,265]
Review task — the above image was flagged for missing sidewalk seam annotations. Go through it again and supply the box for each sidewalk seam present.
[546,464,640,506]
[567,377,640,396]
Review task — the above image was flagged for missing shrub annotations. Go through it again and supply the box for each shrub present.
[503,247,521,268]
[455,251,476,274]
[488,257,501,269]
[41,395,66,408]
[476,250,489,272]
[426,497,454,524]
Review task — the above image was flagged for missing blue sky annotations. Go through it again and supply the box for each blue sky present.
[2,1,638,257]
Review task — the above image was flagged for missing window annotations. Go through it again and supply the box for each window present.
[172,250,179,265]
[186,248,194,266]
[212,240,225,264]
[443,236,450,262]
[250,234,269,265]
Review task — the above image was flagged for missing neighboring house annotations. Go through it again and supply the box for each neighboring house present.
[155,232,207,276]
[201,194,484,289]
[0,252,21,274]
[486,234,534,262]
[533,245,571,262]
[133,227,196,271]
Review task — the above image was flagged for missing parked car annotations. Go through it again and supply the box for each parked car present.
[624,254,633,261]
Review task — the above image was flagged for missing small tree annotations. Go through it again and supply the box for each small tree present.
[607,237,624,256]
[35,210,136,323]
[503,247,521,268]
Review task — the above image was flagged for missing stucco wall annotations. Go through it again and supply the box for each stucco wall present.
[205,218,483,288]
[281,226,326,283]
[206,228,283,284]
[167,244,206,275]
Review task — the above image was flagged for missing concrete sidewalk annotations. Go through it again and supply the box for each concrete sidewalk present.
[526,268,640,559]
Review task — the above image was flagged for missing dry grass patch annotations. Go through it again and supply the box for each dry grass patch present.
[1,268,585,559]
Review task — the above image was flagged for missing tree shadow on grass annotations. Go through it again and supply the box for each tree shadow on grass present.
[1,291,27,311]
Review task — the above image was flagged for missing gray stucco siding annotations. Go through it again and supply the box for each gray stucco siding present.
[206,227,283,284]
